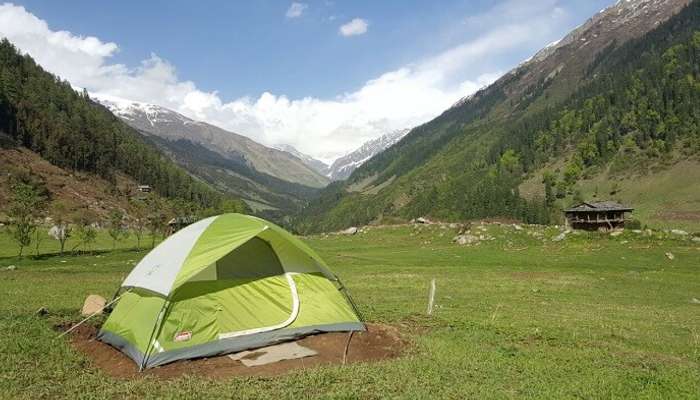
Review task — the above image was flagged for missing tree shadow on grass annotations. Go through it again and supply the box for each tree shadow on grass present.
[0,247,149,262]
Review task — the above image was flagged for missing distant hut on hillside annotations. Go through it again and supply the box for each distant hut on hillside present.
[166,215,197,235]
[564,201,633,230]
[136,185,152,193]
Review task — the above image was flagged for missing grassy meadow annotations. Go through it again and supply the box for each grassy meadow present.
[0,222,699,399]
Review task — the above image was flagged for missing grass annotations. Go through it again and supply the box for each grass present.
[0,223,699,399]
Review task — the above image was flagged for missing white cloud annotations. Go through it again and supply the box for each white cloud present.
[0,1,574,163]
[285,2,307,19]
[339,18,368,37]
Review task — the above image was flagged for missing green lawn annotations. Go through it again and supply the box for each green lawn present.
[0,223,699,399]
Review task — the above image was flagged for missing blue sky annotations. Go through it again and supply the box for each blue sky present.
[0,0,613,161]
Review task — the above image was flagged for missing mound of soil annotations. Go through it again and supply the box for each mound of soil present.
[66,323,406,380]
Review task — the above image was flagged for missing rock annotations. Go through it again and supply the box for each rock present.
[610,231,623,237]
[5,265,16,271]
[691,298,700,304]
[692,237,700,243]
[632,230,642,234]
[552,233,567,242]
[35,307,49,316]
[453,234,478,245]
[671,229,688,236]
[339,227,358,235]
[513,224,523,231]
[415,217,432,225]
[81,294,106,316]
[665,252,675,261]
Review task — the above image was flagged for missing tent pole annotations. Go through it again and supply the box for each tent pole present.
[339,283,366,324]
[140,298,170,371]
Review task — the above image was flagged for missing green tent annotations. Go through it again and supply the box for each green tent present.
[98,213,364,370]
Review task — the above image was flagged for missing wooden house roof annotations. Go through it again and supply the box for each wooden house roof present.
[564,201,633,213]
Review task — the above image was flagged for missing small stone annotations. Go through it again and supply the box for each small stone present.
[671,229,688,236]
[35,307,49,316]
[665,252,675,260]
[5,265,16,271]
[81,294,107,316]
[513,224,523,231]
[610,231,623,237]
[552,233,567,242]
[691,237,700,243]
[691,298,700,304]
[339,227,358,235]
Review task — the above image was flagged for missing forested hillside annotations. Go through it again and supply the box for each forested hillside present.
[294,0,700,233]
[0,39,245,213]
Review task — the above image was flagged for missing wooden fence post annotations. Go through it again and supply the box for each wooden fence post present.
[427,278,436,316]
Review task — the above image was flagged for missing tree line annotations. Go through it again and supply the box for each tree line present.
[0,39,248,212]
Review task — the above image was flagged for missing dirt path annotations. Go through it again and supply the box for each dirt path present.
[67,323,406,380]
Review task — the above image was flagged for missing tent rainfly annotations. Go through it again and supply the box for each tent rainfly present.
[98,214,364,370]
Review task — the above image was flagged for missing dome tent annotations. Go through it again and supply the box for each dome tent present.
[98,214,364,370]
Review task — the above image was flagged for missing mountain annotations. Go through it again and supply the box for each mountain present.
[96,96,329,189]
[0,39,245,219]
[294,0,700,233]
[273,144,329,176]
[326,129,411,181]
[95,97,331,215]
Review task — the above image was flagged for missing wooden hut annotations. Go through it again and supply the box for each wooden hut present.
[564,201,633,230]
[166,215,197,235]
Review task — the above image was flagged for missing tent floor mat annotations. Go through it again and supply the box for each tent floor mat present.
[62,322,407,380]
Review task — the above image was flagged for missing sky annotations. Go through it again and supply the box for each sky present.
[0,0,613,163]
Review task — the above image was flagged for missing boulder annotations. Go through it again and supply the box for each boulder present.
[339,227,358,235]
[415,217,432,225]
[512,224,523,231]
[81,294,106,316]
[453,234,478,245]
[552,233,567,242]
[671,229,688,236]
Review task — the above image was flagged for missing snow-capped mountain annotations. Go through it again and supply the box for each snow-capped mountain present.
[451,0,691,110]
[273,144,328,176]
[327,129,410,181]
[95,95,329,189]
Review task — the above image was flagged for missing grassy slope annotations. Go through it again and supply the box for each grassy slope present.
[0,146,140,221]
[520,159,700,232]
[1,223,698,399]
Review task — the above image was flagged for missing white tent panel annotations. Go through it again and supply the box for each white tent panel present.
[121,216,218,296]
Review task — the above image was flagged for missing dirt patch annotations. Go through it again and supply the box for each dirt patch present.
[65,323,406,380]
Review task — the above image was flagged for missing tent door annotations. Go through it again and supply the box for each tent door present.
[217,272,300,339]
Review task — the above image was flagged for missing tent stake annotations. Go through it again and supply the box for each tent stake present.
[342,330,354,365]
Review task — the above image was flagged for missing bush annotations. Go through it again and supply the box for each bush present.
[626,219,642,229]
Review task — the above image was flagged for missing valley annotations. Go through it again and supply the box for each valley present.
[0,1,699,398]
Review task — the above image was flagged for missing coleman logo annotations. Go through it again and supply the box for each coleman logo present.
[174,331,192,342]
